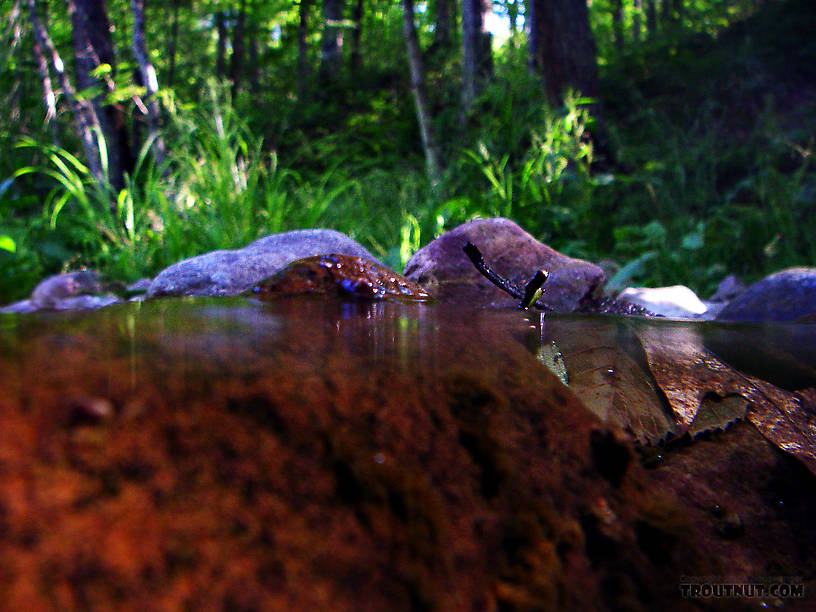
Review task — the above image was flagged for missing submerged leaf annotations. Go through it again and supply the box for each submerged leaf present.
[542,317,677,444]
[688,394,749,437]
[636,324,816,475]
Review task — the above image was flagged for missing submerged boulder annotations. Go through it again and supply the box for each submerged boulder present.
[146,229,381,298]
[717,267,816,322]
[404,218,604,312]
[250,254,432,301]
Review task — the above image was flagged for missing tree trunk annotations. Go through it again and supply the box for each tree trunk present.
[230,0,247,98]
[434,0,453,49]
[461,0,492,111]
[401,0,442,188]
[350,0,363,75]
[528,0,600,104]
[27,0,104,184]
[131,0,166,166]
[25,0,57,130]
[646,0,657,38]
[215,11,227,79]
[507,0,519,34]
[67,0,131,190]
[248,22,260,93]
[632,0,642,43]
[166,0,180,88]
[672,0,683,23]
[319,0,344,85]
[661,0,671,24]
[612,0,624,51]
[297,0,311,99]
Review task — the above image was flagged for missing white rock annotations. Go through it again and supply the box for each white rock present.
[617,285,711,319]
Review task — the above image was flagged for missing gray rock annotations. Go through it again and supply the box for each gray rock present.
[30,270,102,308]
[126,278,153,294]
[146,229,381,298]
[404,218,604,312]
[0,270,121,313]
[708,274,746,303]
[717,267,816,322]
[0,299,38,314]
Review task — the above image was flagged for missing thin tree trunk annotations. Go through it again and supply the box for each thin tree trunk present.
[434,0,452,48]
[462,0,492,112]
[131,0,166,165]
[319,0,344,85]
[215,11,227,79]
[661,0,671,24]
[27,0,104,183]
[646,0,657,37]
[166,0,180,88]
[23,0,58,132]
[507,0,519,34]
[672,0,683,24]
[350,0,363,75]
[248,29,260,93]
[297,0,311,99]
[632,0,642,43]
[612,0,624,51]
[230,0,246,98]
[401,0,442,188]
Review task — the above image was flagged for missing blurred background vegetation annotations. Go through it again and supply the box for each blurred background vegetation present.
[0,0,814,304]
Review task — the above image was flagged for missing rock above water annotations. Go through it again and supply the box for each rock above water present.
[251,254,432,301]
[617,285,711,319]
[717,267,816,322]
[0,270,121,314]
[146,230,381,298]
[404,218,604,312]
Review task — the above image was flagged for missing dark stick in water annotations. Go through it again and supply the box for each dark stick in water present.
[463,242,550,310]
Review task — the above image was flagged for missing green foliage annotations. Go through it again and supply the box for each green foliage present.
[1,0,815,306]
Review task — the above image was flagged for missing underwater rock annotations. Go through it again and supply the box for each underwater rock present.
[250,254,432,301]
[146,229,381,298]
[717,267,816,322]
[617,285,711,319]
[404,218,604,312]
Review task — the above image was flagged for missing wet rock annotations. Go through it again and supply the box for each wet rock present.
[617,285,711,319]
[250,254,432,301]
[717,267,816,322]
[404,218,604,312]
[147,229,381,298]
[0,271,121,313]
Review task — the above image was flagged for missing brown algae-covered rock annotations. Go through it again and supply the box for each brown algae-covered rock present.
[250,254,432,301]
[405,218,604,311]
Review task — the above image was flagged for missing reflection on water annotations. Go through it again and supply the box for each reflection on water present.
[1,296,814,398]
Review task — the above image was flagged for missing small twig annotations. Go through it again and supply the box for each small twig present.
[520,269,549,310]
[463,242,550,310]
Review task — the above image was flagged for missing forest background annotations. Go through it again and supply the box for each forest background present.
[0,0,814,304]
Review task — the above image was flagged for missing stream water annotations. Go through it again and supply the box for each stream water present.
[1,297,814,609]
